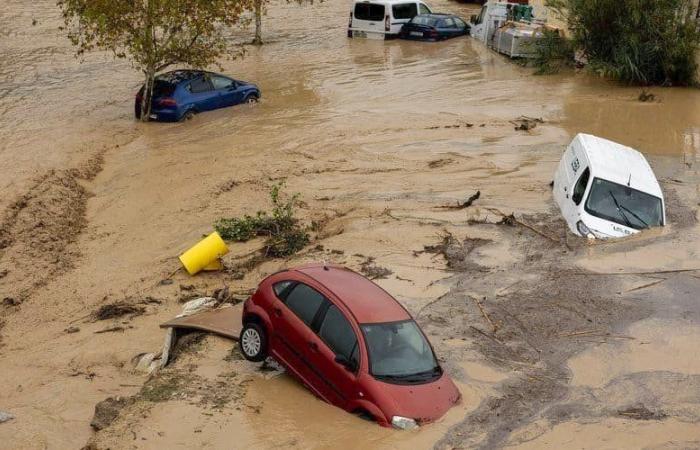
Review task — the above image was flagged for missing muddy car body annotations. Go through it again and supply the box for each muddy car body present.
[239,264,461,428]
[553,133,665,239]
[398,14,469,41]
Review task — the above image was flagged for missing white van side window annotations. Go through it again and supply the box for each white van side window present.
[393,3,417,19]
[571,167,590,205]
[355,3,386,21]
[419,3,431,14]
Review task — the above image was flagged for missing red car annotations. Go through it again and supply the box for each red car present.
[239,263,461,429]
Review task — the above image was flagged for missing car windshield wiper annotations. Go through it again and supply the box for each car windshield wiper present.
[609,191,634,228]
[618,203,649,228]
[375,367,440,382]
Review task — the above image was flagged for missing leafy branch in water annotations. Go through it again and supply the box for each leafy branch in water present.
[531,29,575,75]
[214,183,309,257]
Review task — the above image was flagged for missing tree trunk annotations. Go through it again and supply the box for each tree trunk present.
[253,0,263,45]
[140,68,155,122]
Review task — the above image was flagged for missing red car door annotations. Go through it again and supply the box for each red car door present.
[304,301,361,410]
[269,282,331,401]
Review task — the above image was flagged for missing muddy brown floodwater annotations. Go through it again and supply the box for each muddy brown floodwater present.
[1,0,699,449]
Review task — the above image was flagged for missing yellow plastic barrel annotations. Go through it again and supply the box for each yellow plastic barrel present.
[179,232,229,275]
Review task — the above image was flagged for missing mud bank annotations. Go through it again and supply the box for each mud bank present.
[1,0,700,448]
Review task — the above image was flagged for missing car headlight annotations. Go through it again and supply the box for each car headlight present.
[391,416,418,430]
[576,220,595,239]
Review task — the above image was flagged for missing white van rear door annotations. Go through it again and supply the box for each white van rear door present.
[352,2,387,36]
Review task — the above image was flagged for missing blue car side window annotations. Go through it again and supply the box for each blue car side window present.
[189,77,213,94]
[212,76,234,90]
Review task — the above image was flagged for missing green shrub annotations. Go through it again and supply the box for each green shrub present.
[214,183,309,257]
[532,28,575,75]
[548,0,700,85]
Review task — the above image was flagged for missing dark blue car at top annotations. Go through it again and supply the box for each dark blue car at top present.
[135,70,261,122]
[398,14,469,41]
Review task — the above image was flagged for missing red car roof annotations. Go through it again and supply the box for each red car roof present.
[294,264,411,324]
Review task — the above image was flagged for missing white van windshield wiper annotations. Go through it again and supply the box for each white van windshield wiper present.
[609,191,634,228]
[618,203,649,228]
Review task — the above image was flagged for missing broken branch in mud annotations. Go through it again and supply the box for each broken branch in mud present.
[623,278,666,293]
[95,326,126,334]
[470,295,499,333]
[435,191,481,210]
[470,325,505,345]
[485,208,571,250]
[557,329,602,338]
[571,268,700,276]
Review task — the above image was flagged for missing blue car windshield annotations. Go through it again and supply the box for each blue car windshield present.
[411,16,438,26]
[361,320,440,382]
[585,178,663,230]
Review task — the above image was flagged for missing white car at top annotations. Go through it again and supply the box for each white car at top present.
[553,133,665,239]
[348,0,433,39]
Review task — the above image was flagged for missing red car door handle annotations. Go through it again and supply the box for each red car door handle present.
[273,307,282,317]
[308,341,318,351]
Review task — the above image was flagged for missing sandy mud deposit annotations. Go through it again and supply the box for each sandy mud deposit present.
[1,0,700,449]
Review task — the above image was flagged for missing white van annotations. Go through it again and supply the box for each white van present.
[553,134,665,239]
[348,0,433,39]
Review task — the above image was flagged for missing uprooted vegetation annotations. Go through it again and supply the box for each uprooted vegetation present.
[214,183,310,258]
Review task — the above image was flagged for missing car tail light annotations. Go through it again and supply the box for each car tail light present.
[385,15,390,31]
[428,28,438,38]
[348,11,353,28]
[157,97,177,107]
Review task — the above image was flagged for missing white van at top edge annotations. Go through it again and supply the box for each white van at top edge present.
[348,0,433,40]
[553,134,665,240]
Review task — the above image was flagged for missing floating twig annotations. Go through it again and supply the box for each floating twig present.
[470,295,498,333]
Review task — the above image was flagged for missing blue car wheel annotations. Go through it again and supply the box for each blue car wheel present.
[244,93,259,104]
[181,109,197,121]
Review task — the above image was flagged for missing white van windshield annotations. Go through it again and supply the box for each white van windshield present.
[355,3,386,21]
[585,178,663,229]
[393,3,418,20]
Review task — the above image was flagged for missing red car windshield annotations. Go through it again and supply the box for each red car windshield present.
[361,320,440,383]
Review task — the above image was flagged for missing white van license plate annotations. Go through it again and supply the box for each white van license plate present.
[353,30,367,38]
[410,31,423,37]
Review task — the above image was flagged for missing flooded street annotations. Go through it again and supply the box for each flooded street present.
[1,0,699,449]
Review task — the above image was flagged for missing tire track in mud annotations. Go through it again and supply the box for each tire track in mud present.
[419,217,655,450]
[0,152,105,342]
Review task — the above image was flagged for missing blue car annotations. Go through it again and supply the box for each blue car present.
[398,14,469,41]
[135,70,261,122]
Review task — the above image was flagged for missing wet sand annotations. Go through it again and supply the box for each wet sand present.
[1,0,699,449]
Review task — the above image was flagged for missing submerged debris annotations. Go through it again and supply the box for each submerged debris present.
[420,231,490,272]
[169,331,206,363]
[512,116,544,131]
[638,90,656,102]
[617,405,667,420]
[90,397,131,431]
[0,411,14,424]
[359,257,393,280]
[92,302,146,321]
[437,191,481,210]
[428,158,454,169]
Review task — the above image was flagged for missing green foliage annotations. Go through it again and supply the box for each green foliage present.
[214,183,310,257]
[547,0,700,85]
[532,29,575,75]
[58,0,253,119]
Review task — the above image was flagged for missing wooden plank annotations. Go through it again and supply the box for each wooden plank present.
[160,303,243,341]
